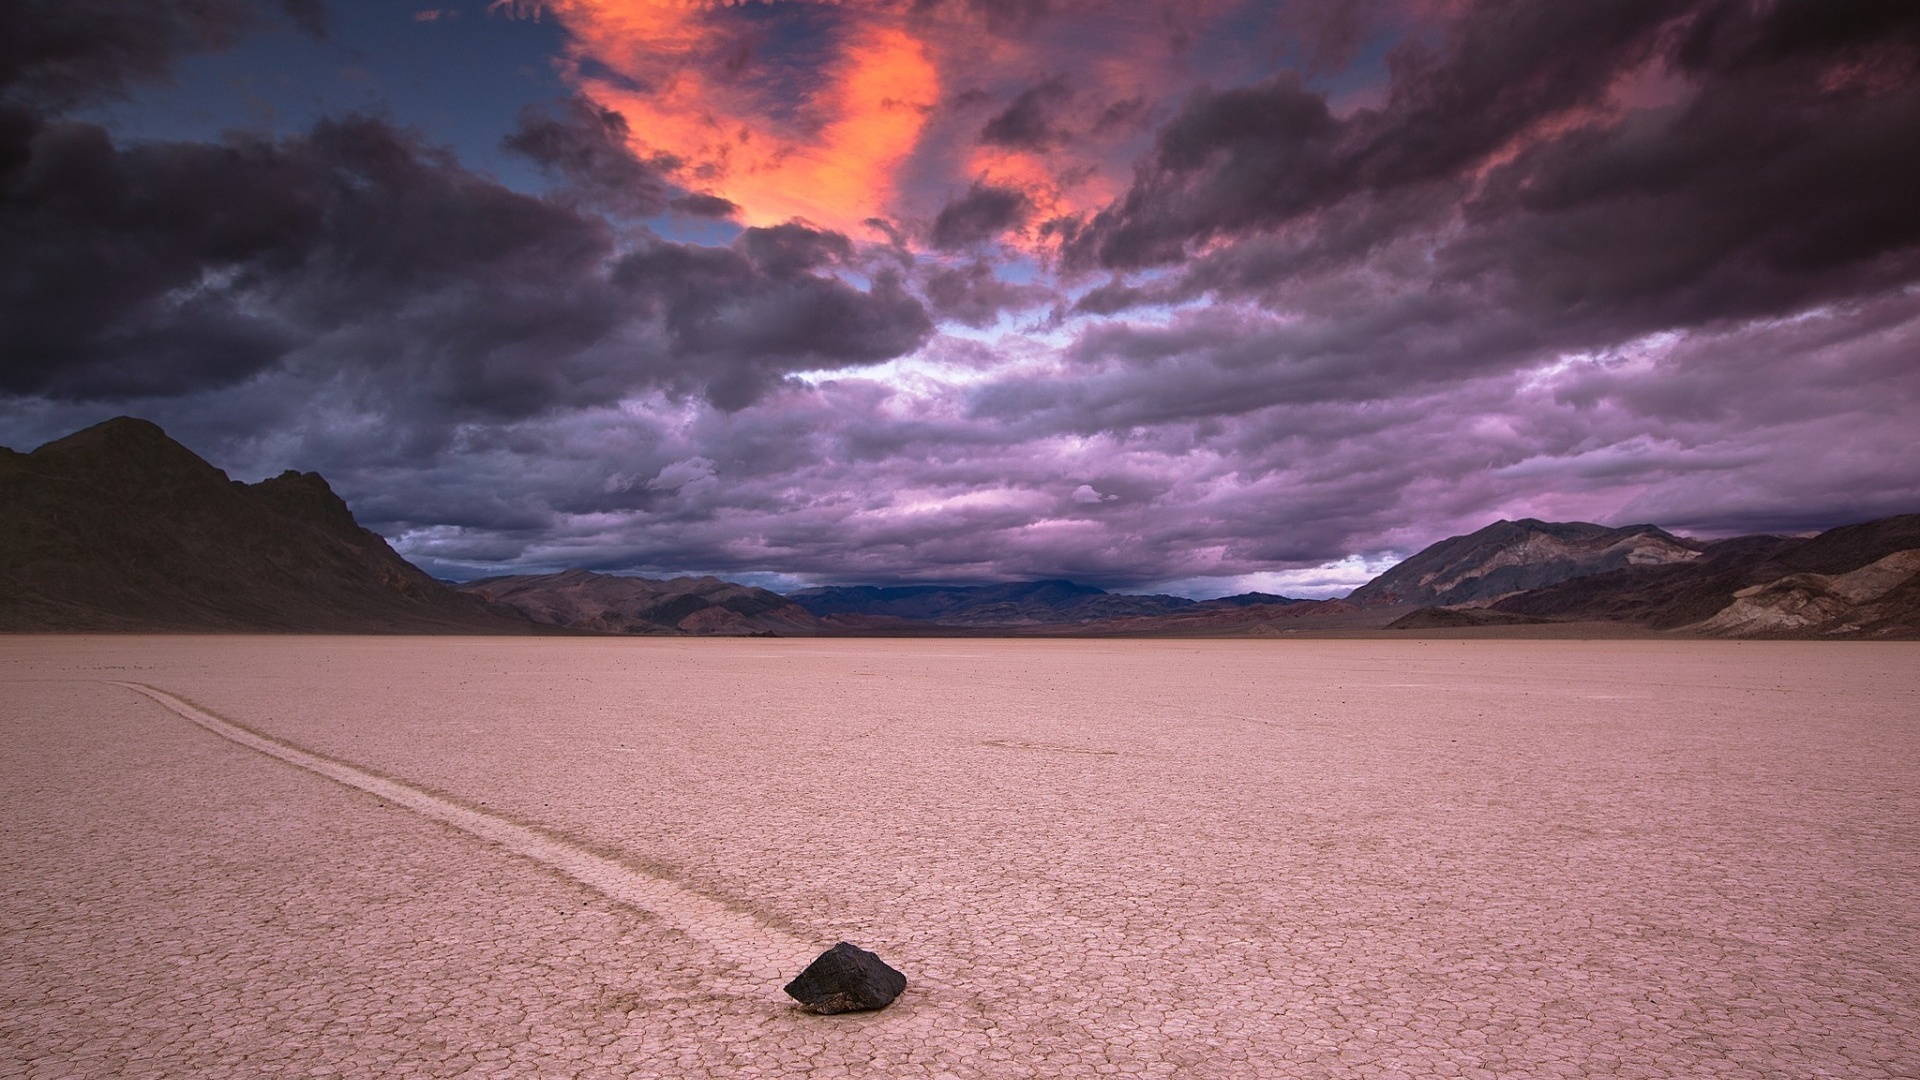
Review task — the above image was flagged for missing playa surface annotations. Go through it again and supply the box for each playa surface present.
[3,637,1917,1079]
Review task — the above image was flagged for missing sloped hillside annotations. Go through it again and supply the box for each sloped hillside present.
[1349,519,1703,608]
[0,417,537,633]
[1489,514,1920,637]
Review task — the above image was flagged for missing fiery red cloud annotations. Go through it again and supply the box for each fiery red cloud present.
[534,0,1256,242]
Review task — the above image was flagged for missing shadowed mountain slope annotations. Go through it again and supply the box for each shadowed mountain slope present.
[1349,519,1704,608]
[789,579,1199,627]
[0,418,539,633]
[1483,514,1920,637]
[453,569,823,636]
[1050,598,1412,636]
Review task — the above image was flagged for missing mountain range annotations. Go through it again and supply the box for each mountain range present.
[3,417,1915,638]
[452,569,820,636]
[789,580,1230,625]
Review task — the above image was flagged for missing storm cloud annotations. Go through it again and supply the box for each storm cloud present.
[930,182,1033,249]
[0,1,934,420]
[0,0,323,111]
[2,0,1917,597]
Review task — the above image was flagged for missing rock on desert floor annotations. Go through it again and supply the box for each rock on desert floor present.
[3,637,1917,1078]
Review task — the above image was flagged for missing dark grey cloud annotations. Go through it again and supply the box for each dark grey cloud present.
[922,260,1053,328]
[0,0,321,112]
[1066,73,1344,268]
[0,1,933,419]
[1069,1,1684,269]
[1265,0,1394,78]
[734,222,853,277]
[669,193,738,219]
[502,96,675,218]
[1673,0,1920,75]
[980,76,1072,150]
[1070,278,1156,316]
[615,228,930,409]
[1091,95,1149,135]
[913,0,1054,38]
[0,110,930,413]
[1075,0,1920,320]
[1446,82,1920,329]
[930,182,1031,249]
[2,111,608,405]
[1426,3,1920,335]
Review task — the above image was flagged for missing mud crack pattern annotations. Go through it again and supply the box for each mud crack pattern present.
[4,637,1919,1078]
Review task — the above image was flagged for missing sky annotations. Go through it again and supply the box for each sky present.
[3,0,1918,598]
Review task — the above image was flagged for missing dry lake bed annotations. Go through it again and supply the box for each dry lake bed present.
[3,636,1917,1079]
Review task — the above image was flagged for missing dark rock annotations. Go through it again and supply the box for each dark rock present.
[783,942,906,1014]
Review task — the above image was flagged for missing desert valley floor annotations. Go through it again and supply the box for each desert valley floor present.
[3,637,1917,1079]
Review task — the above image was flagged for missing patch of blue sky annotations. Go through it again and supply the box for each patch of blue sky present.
[650,214,746,248]
[1151,552,1406,601]
[74,1,568,191]
[994,253,1044,285]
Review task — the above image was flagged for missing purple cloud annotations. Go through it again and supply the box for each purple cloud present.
[3,0,1918,598]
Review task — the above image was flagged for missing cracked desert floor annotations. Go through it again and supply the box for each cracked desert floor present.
[3,636,1918,1079]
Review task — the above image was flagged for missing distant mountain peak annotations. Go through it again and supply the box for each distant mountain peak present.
[27,415,232,499]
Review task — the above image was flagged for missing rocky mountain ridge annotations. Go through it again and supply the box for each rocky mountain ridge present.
[1465,513,1920,638]
[1348,519,1704,608]
[0,417,537,633]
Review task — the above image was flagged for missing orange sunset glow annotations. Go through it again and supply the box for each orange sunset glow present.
[531,0,1192,243]
[554,0,938,234]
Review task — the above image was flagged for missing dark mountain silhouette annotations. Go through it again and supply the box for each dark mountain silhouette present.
[788,579,1200,627]
[1197,592,1311,609]
[453,569,824,636]
[1349,519,1704,608]
[0,417,538,633]
[1046,598,1395,636]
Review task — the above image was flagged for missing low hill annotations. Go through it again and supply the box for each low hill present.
[0,417,538,633]
[1050,598,1409,636]
[454,569,823,636]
